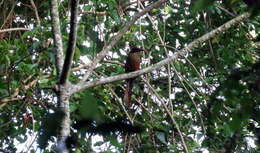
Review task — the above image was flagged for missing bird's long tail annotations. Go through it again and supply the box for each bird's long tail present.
[123,79,134,107]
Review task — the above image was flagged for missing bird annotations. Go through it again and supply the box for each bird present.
[123,47,145,107]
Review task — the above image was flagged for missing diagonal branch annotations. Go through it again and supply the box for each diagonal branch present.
[59,0,79,85]
[0,76,39,108]
[78,0,167,84]
[70,12,250,94]
[141,78,189,153]
[50,0,64,77]
[30,0,41,26]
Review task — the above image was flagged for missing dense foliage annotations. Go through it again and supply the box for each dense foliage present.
[0,0,259,152]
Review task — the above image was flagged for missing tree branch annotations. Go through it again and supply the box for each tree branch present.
[121,0,150,10]
[50,0,64,77]
[0,76,39,108]
[59,0,79,85]
[78,0,167,84]
[30,0,41,26]
[71,12,250,94]
[0,28,29,33]
[82,11,108,15]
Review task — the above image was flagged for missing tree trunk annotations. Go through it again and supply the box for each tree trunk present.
[56,85,71,153]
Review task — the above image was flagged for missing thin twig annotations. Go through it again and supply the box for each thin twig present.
[215,5,236,17]
[184,56,213,89]
[171,65,206,134]
[82,11,108,15]
[92,71,133,122]
[203,12,218,70]
[0,28,29,33]
[0,78,38,106]
[0,0,17,29]
[0,101,26,127]
[142,78,189,153]
[108,85,134,123]
[157,44,213,89]
[30,0,41,26]
[23,106,37,153]
[139,1,175,116]
[121,0,149,9]
[103,60,124,67]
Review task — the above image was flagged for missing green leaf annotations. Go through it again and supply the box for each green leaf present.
[74,46,81,61]
[83,5,92,11]
[192,0,215,11]
[155,131,167,144]
[78,91,102,121]
[110,10,121,24]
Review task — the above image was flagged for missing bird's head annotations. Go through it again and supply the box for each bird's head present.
[130,46,147,53]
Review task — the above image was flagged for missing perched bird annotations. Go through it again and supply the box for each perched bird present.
[123,47,144,107]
